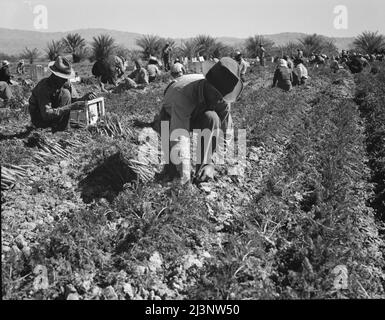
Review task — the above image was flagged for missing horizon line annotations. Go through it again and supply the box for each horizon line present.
[0,26,363,40]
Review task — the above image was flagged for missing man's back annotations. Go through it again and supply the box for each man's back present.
[147,64,160,77]
[0,66,11,83]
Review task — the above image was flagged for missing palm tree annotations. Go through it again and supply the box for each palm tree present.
[277,41,299,58]
[192,35,218,59]
[353,31,385,54]
[244,35,275,58]
[45,40,65,61]
[178,39,198,58]
[21,47,41,64]
[91,34,116,61]
[62,33,86,63]
[136,35,163,59]
[322,40,339,57]
[298,34,326,56]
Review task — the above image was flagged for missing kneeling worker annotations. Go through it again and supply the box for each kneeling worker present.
[170,58,186,79]
[152,57,243,184]
[29,56,97,131]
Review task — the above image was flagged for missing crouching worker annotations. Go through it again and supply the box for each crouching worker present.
[152,57,243,184]
[92,55,127,93]
[292,59,308,86]
[147,56,161,82]
[29,56,97,132]
[170,58,186,79]
[272,59,292,91]
[113,59,150,92]
[129,59,149,87]
[0,81,12,108]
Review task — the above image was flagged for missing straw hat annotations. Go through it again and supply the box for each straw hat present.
[48,56,75,79]
[203,57,243,103]
[2,60,10,67]
[278,59,288,67]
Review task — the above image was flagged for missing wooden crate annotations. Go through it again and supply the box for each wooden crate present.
[69,97,105,128]
[31,65,50,82]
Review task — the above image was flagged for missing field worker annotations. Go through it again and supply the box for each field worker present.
[297,49,304,59]
[283,55,294,71]
[358,55,369,68]
[152,57,243,184]
[259,44,266,66]
[29,56,97,131]
[147,56,161,82]
[292,59,308,86]
[346,56,364,74]
[330,56,342,73]
[170,58,186,79]
[272,59,292,91]
[234,51,247,82]
[16,59,25,74]
[129,59,149,86]
[92,55,126,93]
[162,43,172,71]
[0,61,12,84]
[0,81,12,107]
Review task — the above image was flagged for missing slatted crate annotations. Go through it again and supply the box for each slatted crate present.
[69,97,105,128]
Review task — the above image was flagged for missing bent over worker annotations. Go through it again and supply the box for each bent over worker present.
[272,59,292,91]
[92,55,127,92]
[152,57,243,184]
[29,56,97,131]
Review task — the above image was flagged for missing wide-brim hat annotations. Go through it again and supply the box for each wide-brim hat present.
[149,56,158,63]
[48,56,75,79]
[278,59,288,67]
[2,60,10,67]
[203,57,243,103]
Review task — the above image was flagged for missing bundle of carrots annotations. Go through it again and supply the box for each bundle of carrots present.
[1,165,29,190]
[89,114,133,139]
[27,133,73,163]
[126,159,154,183]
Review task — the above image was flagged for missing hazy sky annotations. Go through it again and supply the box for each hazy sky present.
[1,0,384,38]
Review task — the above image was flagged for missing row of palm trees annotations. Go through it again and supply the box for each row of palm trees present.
[18,31,385,65]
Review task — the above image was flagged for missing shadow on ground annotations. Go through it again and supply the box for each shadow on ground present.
[78,151,137,203]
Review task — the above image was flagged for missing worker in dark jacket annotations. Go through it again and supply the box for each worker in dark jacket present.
[346,56,364,74]
[29,56,97,131]
[92,55,127,92]
[0,61,12,84]
[272,59,292,91]
[0,81,12,107]
[162,43,172,71]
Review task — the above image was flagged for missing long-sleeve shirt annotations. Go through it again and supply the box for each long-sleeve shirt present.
[293,63,308,79]
[0,66,12,84]
[147,64,160,78]
[273,66,293,91]
[29,78,79,122]
[170,62,186,78]
[157,74,231,135]
[92,55,125,85]
[154,74,233,178]
[239,59,248,75]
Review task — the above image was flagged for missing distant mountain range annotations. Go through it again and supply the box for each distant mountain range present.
[0,28,354,56]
